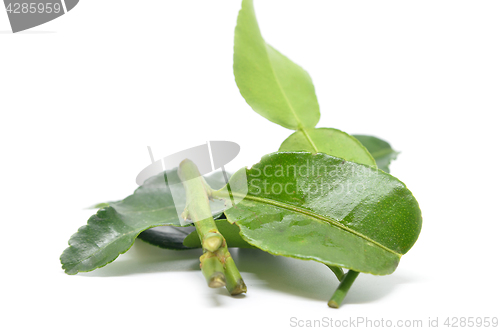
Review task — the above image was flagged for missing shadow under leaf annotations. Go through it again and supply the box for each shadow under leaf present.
[79,241,417,306]
[233,248,417,305]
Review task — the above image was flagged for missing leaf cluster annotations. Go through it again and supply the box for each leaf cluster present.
[60,0,421,307]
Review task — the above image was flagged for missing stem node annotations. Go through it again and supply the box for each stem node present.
[203,232,223,252]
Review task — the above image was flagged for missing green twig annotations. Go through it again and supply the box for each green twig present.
[216,246,247,295]
[178,159,246,295]
[200,252,226,288]
[178,160,223,252]
[328,270,359,308]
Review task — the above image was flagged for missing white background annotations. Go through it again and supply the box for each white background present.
[1,1,499,330]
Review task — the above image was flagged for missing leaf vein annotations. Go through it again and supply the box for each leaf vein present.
[220,192,402,257]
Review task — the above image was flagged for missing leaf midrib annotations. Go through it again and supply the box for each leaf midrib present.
[219,191,402,257]
[263,45,319,152]
[263,44,302,128]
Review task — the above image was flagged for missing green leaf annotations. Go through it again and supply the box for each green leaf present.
[138,226,196,250]
[60,170,228,275]
[234,0,320,130]
[183,218,256,249]
[279,128,376,167]
[353,135,399,173]
[216,152,421,275]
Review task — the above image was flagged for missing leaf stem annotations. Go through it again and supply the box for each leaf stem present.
[299,127,319,153]
[328,270,359,308]
[326,264,345,281]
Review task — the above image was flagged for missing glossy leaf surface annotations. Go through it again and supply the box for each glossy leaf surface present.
[234,0,320,130]
[60,170,228,274]
[219,152,421,275]
[279,128,376,167]
[353,135,399,173]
